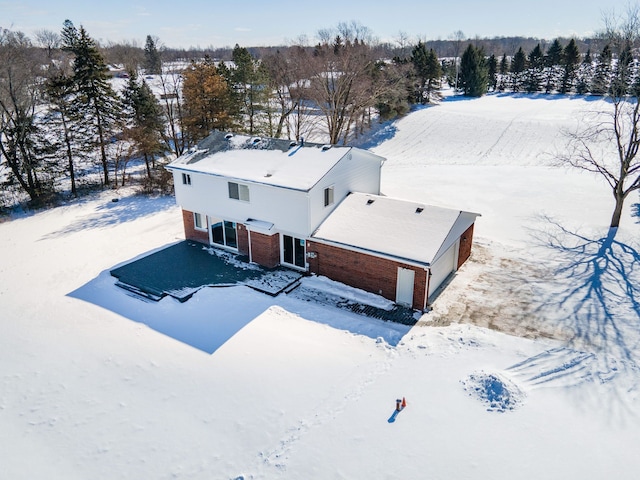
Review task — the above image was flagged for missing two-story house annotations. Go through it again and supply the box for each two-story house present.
[166,131,479,310]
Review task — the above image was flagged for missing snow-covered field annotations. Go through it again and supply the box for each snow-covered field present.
[1,94,639,479]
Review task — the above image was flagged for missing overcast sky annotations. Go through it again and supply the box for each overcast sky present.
[1,0,632,49]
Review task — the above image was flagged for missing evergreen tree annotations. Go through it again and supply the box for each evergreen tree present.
[375,58,412,120]
[575,48,594,95]
[498,53,509,90]
[560,38,580,94]
[181,56,233,145]
[610,40,633,98]
[510,47,527,92]
[544,39,564,93]
[143,35,162,75]
[45,70,89,197]
[122,72,167,179]
[525,44,544,93]
[591,44,612,95]
[61,20,122,187]
[411,42,442,103]
[459,44,488,97]
[231,45,270,135]
[487,54,498,91]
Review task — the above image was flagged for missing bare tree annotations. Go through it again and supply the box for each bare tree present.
[0,29,55,204]
[158,69,187,156]
[103,39,143,74]
[34,29,60,58]
[560,6,640,229]
[262,46,316,140]
[449,30,465,91]
[302,23,405,144]
[394,31,412,60]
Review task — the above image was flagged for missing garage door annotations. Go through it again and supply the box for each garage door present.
[428,242,457,297]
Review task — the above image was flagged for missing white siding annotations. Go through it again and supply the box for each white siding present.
[170,147,383,239]
[428,241,458,297]
[173,170,310,237]
[308,149,382,233]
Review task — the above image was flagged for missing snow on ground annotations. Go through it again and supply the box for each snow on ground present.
[2,94,640,479]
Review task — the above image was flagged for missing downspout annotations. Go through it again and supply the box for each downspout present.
[247,228,253,263]
[425,268,432,311]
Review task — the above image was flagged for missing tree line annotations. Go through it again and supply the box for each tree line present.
[0,21,440,208]
[454,37,635,98]
[1,18,638,224]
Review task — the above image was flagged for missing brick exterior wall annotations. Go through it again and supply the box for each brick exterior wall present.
[457,223,475,269]
[249,231,281,268]
[182,209,209,244]
[306,240,428,310]
[237,224,249,257]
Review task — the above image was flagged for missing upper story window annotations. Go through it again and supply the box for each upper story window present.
[182,173,191,185]
[228,181,250,202]
[324,186,334,207]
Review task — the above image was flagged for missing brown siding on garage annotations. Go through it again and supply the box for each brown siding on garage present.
[306,240,428,310]
[457,223,475,269]
[249,231,281,268]
[182,209,209,244]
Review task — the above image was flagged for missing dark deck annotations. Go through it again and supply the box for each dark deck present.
[110,240,419,325]
[110,241,302,302]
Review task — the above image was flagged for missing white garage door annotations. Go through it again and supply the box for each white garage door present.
[428,242,457,297]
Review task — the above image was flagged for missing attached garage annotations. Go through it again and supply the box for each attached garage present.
[428,241,458,297]
[307,193,479,310]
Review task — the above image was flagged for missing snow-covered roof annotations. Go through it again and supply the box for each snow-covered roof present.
[167,132,361,191]
[311,193,479,266]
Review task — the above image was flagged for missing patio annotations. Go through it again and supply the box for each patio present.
[110,240,419,326]
[110,240,303,302]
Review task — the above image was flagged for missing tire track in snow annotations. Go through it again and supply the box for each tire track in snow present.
[507,347,599,388]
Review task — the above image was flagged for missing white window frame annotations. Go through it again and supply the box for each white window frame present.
[193,212,206,231]
[228,181,250,202]
[324,185,334,207]
[182,173,191,185]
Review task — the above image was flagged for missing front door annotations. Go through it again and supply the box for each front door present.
[283,235,306,269]
[396,267,415,307]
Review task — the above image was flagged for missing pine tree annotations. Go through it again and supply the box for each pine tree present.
[525,44,544,93]
[411,42,442,103]
[544,39,563,93]
[498,53,509,90]
[575,48,594,95]
[510,47,527,92]
[591,44,612,95]
[459,44,488,97]
[45,70,89,197]
[122,72,167,179]
[231,45,270,135]
[143,35,162,75]
[61,20,122,187]
[560,38,580,94]
[487,54,498,91]
[610,40,633,98]
[182,57,233,144]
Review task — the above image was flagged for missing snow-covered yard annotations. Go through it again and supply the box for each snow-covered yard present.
[1,93,639,479]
